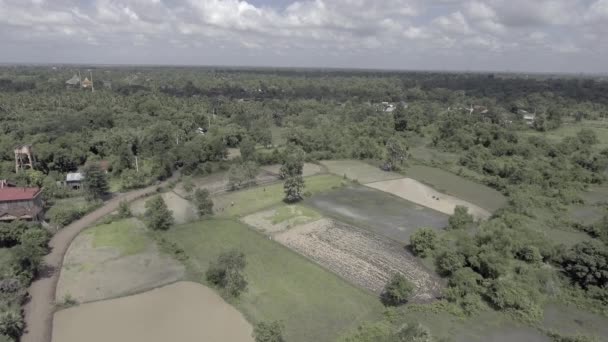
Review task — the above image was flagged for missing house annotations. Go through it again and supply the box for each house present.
[0,187,44,222]
[65,74,81,88]
[66,172,84,189]
[519,110,536,125]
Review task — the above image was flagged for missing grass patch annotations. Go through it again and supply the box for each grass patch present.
[268,204,321,224]
[519,120,608,150]
[402,165,507,212]
[0,248,14,276]
[215,174,344,218]
[86,218,148,256]
[320,160,401,184]
[164,219,384,342]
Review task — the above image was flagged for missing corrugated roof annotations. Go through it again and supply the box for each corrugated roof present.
[0,187,41,201]
[66,172,84,182]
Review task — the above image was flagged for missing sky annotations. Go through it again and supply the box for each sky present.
[0,0,607,73]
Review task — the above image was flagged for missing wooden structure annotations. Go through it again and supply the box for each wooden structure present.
[14,145,35,173]
[66,172,84,189]
[0,187,43,222]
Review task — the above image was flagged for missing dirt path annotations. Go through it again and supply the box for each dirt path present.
[22,174,178,342]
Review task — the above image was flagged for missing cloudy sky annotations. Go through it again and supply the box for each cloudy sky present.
[1,0,607,73]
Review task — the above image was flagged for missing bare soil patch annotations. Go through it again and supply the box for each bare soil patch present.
[367,178,491,219]
[275,218,442,302]
[130,192,197,224]
[261,163,324,177]
[52,281,253,342]
[320,160,402,184]
[56,219,185,303]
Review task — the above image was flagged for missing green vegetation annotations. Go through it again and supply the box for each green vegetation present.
[193,188,214,216]
[281,145,306,202]
[45,197,99,228]
[82,163,109,201]
[163,219,384,342]
[144,196,174,231]
[253,321,286,342]
[409,228,438,258]
[380,274,414,307]
[86,219,147,256]
[269,205,321,225]
[215,174,344,217]
[206,249,248,298]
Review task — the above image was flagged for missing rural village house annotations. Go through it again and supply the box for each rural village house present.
[0,184,44,222]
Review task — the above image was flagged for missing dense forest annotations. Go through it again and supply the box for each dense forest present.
[1,66,607,342]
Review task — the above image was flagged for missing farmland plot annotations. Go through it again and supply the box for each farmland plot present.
[275,218,442,301]
[366,178,491,219]
[260,163,324,177]
[307,186,448,243]
[320,160,402,184]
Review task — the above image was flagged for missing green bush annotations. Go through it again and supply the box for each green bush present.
[448,205,474,230]
[380,273,414,306]
[206,250,248,298]
[436,251,465,276]
[144,196,174,231]
[253,321,285,342]
[409,228,438,257]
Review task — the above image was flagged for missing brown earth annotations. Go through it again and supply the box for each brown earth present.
[52,281,254,342]
[274,218,443,301]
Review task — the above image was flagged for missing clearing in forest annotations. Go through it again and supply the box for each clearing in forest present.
[307,185,448,243]
[56,218,184,303]
[320,160,402,184]
[52,282,253,342]
[366,178,491,219]
[163,219,383,342]
[274,218,442,301]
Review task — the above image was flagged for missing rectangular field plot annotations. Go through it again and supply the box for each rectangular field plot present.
[320,160,402,184]
[367,178,491,220]
[306,185,448,243]
[403,165,507,212]
[275,218,443,301]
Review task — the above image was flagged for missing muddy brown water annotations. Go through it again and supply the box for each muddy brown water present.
[52,281,254,342]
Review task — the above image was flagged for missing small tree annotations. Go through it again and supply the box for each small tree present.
[83,163,109,201]
[383,136,408,171]
[240,135,257,161]
[206,250,248,297]
[409,228,438,257]
[284,175,305,203]
[194,188,214,216]
[144,196,174,231]
[0,310,24,339]
[436,250,466,276]
[117,200,132,218]
[448,206,474,230]
[182,176,194,193]
[253,321,285,342]
[380,273,414,306]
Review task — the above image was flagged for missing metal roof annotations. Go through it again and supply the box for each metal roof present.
[66,172,84,182]
[0,187,41,202]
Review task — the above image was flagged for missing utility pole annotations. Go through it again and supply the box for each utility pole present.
[90,71,95,92]
[135,156,139,173]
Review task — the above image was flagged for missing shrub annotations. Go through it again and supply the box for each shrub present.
[448,205,474,230]
[486,278,542,322]
[380,273,414,306]
[409,228,438,257]
[206,250,248,297]
[517,245,543,264]
[144,196,174,231]
[0,310,24,340]
[117,200,132,218]
[436,251,465,276]
[48,207,85,228]
[193,188,214,216]
[559,241,608,289]
[253,321,285,342]
[182,176,194,193]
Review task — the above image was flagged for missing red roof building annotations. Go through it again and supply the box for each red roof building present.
[0,187,43,222]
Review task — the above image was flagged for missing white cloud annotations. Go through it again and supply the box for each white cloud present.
[0,0,605,72]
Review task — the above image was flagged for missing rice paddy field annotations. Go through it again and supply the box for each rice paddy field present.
[53,282,254,342]
[320,160,402,184]
[306,185,448,244]
[163,219,384,342]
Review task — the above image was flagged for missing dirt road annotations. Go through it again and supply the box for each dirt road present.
[22,177,176,342]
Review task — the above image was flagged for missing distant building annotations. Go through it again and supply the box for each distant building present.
[66,74,81,88]
[81,77,93,89]
[66,172,84,189]
[519,110,536,125]
[0,187,43,222]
